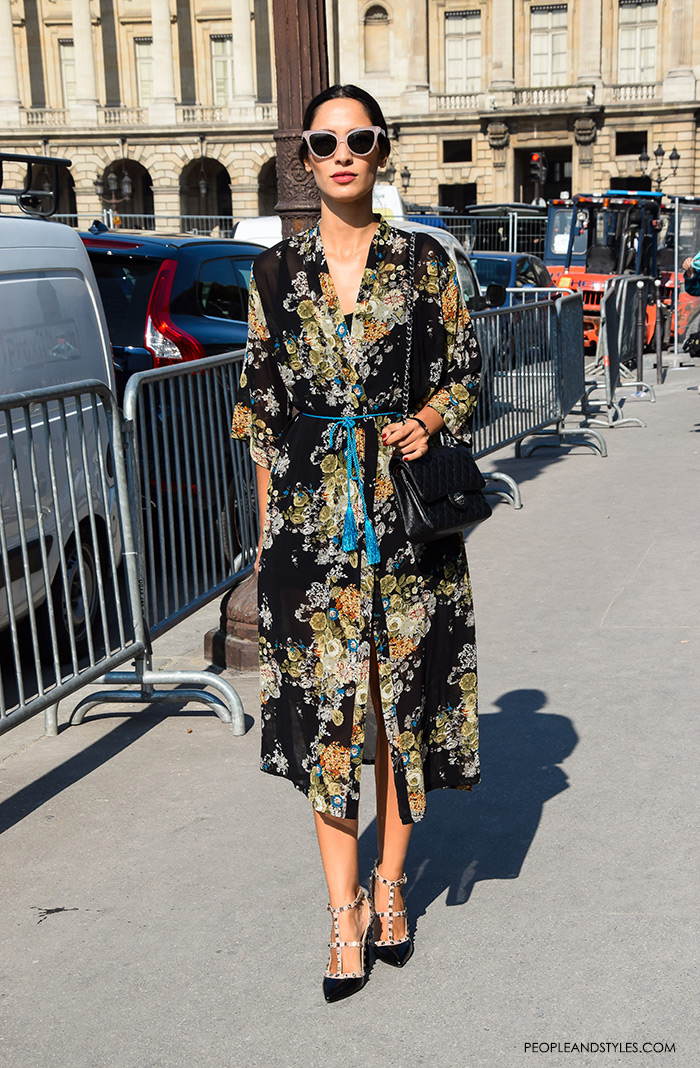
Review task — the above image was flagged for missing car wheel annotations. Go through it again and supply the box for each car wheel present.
[220,476,257,569]
[52,531,99,660]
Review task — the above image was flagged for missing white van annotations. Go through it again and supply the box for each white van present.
[0,206,120,657]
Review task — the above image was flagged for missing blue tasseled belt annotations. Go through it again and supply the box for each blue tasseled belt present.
[299,410,401,565]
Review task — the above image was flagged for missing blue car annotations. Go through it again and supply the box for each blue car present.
[470,252,555,307]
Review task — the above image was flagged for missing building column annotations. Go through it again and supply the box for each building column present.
[70,0,98,124]
[664,0,696,102]
[149,0,177,124]
[402,0,429,112]
[576,0,602,93]
[489,0,513,104]
[231,0,256,109]
[0,0,21,124]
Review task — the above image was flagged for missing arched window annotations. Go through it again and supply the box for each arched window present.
[364,5,390,74]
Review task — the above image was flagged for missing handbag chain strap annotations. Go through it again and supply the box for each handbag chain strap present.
[400,232,416,423]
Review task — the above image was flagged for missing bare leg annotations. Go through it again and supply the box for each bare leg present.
[314,809,370,974]
[369,639,412,940]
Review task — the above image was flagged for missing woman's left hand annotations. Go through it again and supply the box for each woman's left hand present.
[382,410,444,460]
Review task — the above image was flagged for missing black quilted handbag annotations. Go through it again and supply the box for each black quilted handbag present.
[389,234,492,543]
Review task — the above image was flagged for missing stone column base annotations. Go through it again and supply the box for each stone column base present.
[204,572,259,671]
[663,70,696,104]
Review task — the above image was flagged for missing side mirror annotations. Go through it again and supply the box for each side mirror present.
[485,283,507,307]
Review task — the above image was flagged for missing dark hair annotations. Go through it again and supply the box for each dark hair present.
[298,84,391,163]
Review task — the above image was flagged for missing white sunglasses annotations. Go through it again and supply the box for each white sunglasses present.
[301,126,384,159]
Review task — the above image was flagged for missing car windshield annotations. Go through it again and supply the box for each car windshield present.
[89,255,162,346]
[471,257,511,288]
[452,252,478,306]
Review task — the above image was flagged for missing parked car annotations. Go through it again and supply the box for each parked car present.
[79,226,265,397]
[0,187,120,658]
[390,218,500,311]
[470,252,555,307]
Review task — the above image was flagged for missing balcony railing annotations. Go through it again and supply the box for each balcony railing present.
[607,82,658,102]
[177,105,227,124]
[98,106,146,125]
[513,86,570,106]
[20,108,67,126]
[431,85,588,111]
[431,93,481,111]
[176,102,277,124]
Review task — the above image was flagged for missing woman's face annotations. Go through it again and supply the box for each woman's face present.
[303,97,388,205]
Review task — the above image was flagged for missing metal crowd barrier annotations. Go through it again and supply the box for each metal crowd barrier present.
[446,213,548,257]
[506,286,574,304]
[584,275,656,429]
[471,294,605,505]
[0,381,145,737]
[2,309,603,738]
[69,351,253,731]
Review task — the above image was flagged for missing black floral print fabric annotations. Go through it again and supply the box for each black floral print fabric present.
[231,218,482,824]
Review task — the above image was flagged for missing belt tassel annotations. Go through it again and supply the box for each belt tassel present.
[307,411,399,566]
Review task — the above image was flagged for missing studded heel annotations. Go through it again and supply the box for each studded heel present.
[369,864,414,968]
[322,887,374,1004]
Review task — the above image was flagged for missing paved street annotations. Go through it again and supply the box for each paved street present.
[1,368,698,1068]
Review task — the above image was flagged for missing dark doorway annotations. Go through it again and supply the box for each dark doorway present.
[516,147,572,204]
[608,175,652,192]
[438,182,477,212]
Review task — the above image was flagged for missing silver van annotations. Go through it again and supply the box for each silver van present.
[0,206,120,657]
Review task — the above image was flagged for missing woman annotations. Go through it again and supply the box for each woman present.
[231,84,481,1002]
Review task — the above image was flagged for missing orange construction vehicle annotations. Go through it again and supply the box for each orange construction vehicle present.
[543,191,663,350]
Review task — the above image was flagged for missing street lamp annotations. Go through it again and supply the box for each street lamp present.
[94,165,133,225]
[638,142,680,191]
[400,165,411,193]
[384,159,396,184]
[197,136,208,198]
[198,164,208,199]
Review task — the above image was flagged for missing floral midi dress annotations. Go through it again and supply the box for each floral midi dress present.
[230,217,481,825]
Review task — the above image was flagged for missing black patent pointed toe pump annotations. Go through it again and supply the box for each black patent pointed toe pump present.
[322,887,374,1003]
[369,864,414,968]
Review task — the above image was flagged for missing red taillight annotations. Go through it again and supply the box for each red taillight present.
[145,258,206,366]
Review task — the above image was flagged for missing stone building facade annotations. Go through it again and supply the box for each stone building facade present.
[0,0,698,226]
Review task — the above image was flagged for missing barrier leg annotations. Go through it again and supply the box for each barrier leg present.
[588,399,646,429]
[70,653,248,734]
[44,703,59,737]
[484,471,522,509]
[518,420,607,458]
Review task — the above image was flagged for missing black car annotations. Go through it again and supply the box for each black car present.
[80,227,264,395]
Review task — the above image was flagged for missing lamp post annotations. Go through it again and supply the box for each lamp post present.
[271,0,329,238]
[204,0,331,668]
[400,165,411,193]
[638,142,680,191]
[94,167,133,226]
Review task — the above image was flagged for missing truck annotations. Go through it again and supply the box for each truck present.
[543,190,663,349]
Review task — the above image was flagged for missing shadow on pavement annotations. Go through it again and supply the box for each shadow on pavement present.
[0,711,170,836]
[358,688,578,919]
[480,439,604,497]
